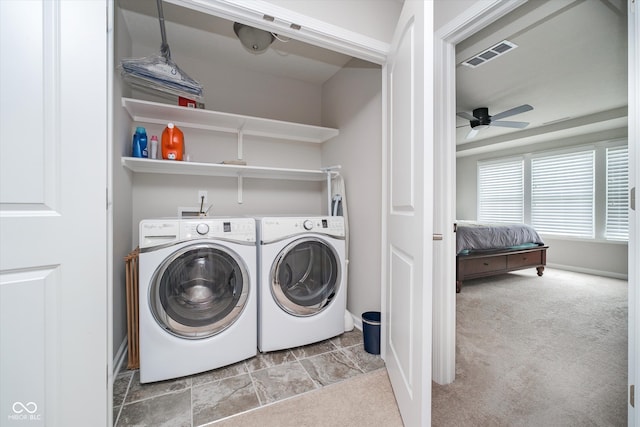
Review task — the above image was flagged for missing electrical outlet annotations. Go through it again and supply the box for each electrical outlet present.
[198,190,208,205]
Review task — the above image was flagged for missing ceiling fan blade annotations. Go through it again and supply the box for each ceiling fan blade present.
[491,104,533,121]
[457,111,476,121]
[491,120,529,129]
[466,128,479,139]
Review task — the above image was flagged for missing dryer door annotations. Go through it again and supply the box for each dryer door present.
[150,242,249,339]
[271,237,341,316]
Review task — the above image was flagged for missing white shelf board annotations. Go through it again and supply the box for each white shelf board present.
[122,157,331,181]
[121,98,339,143]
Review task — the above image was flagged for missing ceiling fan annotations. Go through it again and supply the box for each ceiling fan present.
[457,104,533,139]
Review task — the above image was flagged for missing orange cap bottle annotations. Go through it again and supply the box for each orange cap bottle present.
[161,123,184,161]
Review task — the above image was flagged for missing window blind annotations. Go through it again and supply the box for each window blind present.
[531,150,594,237]
[605,146,629,240]
[478,159,523,223]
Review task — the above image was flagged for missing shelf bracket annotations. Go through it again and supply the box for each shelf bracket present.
[237,128,244,160]
[236,125,244,204]
[237,174,243,204]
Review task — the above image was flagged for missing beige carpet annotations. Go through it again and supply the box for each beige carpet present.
[213,368,403,426]
[432,268,628,426]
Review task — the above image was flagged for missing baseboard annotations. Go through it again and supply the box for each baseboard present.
[349,310,363,331]
[547,263,628,281]
[112,337,128,380]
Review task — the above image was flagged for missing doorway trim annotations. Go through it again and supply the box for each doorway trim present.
[432,0,527,385]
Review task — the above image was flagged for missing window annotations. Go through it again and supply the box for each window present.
[477,158,523,223]
[605,146,629,240]
[476,141,628,241]
[531,150,594,238]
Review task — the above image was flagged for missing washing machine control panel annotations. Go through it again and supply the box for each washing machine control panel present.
[180,218,256,243]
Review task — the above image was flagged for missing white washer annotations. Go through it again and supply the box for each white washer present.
[138,217,257,383]
[257,216,346,352]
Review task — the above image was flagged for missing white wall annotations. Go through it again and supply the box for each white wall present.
[456,127,629,278]
[435,0,491,30]
[322,58,383,319]
[265,0,402,43]
[129,43,323,125]
[125,36,327,240]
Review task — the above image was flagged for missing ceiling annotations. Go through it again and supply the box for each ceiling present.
[117,0,355,86]
[455,0,628,154]
[117,0,628,155]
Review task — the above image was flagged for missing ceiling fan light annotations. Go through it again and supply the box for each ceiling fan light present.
[233,22,274,54]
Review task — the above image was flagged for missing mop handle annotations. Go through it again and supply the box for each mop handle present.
[156,0,171,60]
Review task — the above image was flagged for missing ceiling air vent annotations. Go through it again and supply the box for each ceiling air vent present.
[461,40,518,68]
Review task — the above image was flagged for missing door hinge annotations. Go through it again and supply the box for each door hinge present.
[631,384,635,408]
[631,187,636,211]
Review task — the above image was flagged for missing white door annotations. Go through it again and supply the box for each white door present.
[382,0,434,425]
[0,1,108,425]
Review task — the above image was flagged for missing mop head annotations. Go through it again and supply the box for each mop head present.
[120,53,203,100]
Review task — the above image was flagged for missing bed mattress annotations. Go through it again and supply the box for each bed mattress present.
[456,221,545,254]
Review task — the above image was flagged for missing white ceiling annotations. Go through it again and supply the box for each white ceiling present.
[118,0,628,155]
[455,0,628,154]
[117,0,354,86]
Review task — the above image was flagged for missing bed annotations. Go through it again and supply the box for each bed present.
[455,221,548,293]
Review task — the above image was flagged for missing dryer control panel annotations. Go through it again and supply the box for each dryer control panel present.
[260,216,345,241]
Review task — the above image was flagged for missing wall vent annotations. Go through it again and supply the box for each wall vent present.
[461,40,518,68]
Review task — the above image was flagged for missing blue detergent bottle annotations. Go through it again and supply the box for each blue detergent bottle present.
[132,127,148,158]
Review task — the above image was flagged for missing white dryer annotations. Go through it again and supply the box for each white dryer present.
[138,217,256,383]
[257,216,346,352]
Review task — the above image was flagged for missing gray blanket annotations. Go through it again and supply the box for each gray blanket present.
[456,221,544,254]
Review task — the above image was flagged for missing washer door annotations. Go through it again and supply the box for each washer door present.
[150,242,249,339]
[271,237,341,317]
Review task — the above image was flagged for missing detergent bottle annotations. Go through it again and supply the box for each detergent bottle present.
[132,127,147,158]
[161,123,184,161]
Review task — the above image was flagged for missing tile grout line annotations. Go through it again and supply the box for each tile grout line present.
[113,372,134,427]
[122,385,192,406]
[337,346,366,374]
[244,359,265,407]
[190,378,194,427]
[296,355,324,390]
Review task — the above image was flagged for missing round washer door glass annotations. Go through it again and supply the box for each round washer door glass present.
[271,237,340,316]
[150,243,249,339]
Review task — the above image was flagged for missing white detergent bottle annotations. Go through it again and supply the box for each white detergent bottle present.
[150,135,158,159]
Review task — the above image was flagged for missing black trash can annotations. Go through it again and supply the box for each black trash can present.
[362,311,381,355]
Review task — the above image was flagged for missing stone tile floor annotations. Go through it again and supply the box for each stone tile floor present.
[113,329,384,426]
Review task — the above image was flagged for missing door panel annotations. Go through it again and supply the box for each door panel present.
[0,1,108,425]
[384,1,434,425]
[389,246,414,391]
[0,268,58,425]
[390,21,415,211]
